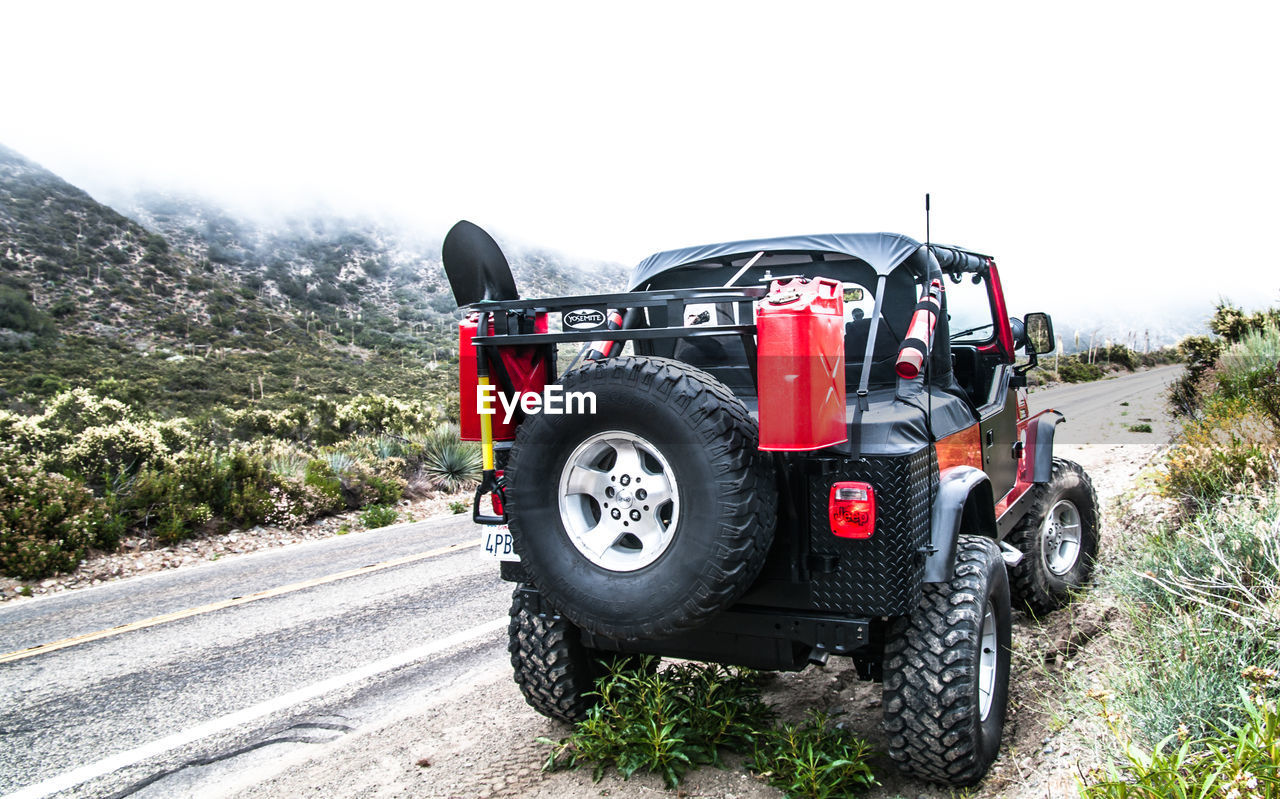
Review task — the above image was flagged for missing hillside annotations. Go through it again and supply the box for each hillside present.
[0,145,627,417]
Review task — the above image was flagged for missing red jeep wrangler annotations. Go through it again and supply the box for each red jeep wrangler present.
[444,222,1097,786]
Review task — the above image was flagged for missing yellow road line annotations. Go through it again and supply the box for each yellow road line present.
[0,540,480,665]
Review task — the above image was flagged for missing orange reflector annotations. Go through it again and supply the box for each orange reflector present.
[829,481,875,538]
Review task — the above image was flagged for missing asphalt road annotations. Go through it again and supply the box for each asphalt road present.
[0,365,1184,799]
[1029,363,1184,444]
[0,515,498,798]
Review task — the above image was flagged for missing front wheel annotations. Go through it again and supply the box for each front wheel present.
[1006,458,1099,616]
[882,535,1012,787]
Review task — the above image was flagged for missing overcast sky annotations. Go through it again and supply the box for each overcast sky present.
[3,2,1278,331]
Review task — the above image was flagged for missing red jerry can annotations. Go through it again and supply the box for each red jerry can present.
[756,277,847,451]
[459,313,549,441]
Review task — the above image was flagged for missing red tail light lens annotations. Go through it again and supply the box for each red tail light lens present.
[829,481,875,538]
[490,470,505,515]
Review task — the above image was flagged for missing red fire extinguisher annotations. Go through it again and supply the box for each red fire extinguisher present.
[896,279,943,380]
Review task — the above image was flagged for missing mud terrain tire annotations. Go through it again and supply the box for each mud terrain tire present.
[505,356,776,641]
[1006,458,1099,616]
[508,589,652,723]
[882,535,1012,787]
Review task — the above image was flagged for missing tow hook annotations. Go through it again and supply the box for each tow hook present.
[998,540,1024,567]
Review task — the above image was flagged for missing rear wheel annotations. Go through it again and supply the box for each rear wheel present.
[506,356,776,641]
[1006,458,1099,616]
[507,589,654,724]
[882,535,1012,787]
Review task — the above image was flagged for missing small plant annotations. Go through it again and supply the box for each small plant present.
[1080,675,1280,798]
[415,423,481,493]
[360,503,398,529]
[540,660,877,796]
[541,660,776,788]
[1127,423,1153,433]
[752,711,878,799]
[448,499,468,514]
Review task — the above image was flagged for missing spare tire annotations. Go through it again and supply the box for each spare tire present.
[506,356,776,641]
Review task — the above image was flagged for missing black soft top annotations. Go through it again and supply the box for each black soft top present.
[630,232,991,290]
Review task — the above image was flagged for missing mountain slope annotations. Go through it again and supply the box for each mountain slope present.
[0,145,627,416]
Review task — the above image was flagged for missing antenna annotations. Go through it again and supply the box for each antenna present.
[924,192,936,563]
[925,192,931,249]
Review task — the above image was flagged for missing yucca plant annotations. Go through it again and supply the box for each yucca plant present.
[267,447,309,480]
[417,424,481,493]
[325,451,358,477]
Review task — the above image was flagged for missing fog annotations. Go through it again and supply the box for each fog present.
[3,1,1277,338]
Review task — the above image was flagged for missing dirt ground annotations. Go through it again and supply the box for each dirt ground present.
[224,442,1160,799]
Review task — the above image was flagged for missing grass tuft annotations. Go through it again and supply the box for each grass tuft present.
[539,659,877,796]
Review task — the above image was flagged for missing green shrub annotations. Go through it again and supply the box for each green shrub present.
[414,423,481,493]
[1127,423,1153,433]
[336,394,436,437]
[122,445,282,540]
[303,458,345,508]
[60,420,167,480]
[1169,335,1223,417]
[1109,493,1280,743]
[1058,357,1106,383]
[0,409,47,462]
[1163,399,1277,506]
[542,660,776,788]
[1097,345,1138,371]
[1219,323,1280,389]
[0,286,56,338]
[0,463,117,579]
[359,504,399,529]
[751,712,878,799]
[542,660,876,796]
[38,388,131,442]
[1081,683,1280,798]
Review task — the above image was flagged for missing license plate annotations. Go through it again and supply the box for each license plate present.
[482,528,520,562]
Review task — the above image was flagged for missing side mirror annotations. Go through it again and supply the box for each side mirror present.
[1025,312,1055,354]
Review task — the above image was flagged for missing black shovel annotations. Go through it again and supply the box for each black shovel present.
[441,220,519,307]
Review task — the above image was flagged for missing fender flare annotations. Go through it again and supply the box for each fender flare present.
[923,466,997,583]
[1028,410,1066,483]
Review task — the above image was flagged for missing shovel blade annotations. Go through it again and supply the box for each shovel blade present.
[442,220,519,307]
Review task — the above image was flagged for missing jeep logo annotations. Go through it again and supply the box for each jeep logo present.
[564,309,606,330]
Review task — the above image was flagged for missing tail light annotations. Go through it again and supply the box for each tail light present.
[489,470,505,516]
[829,481,875,538]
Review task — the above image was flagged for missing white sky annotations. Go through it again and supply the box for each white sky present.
[3,1,1278,330]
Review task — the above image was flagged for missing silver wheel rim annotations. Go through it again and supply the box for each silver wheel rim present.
[978,604,998,721]
[557,431,680,572]
[1041,499,1083,576]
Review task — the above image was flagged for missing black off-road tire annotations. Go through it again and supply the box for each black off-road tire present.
[508,589,654,724]
[1005,458,1099,617]
[882,535,1012,787]
[505,356,776,641]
